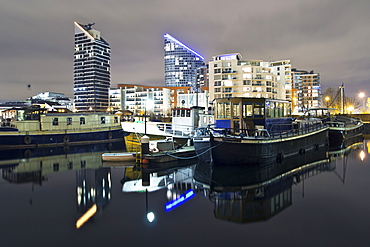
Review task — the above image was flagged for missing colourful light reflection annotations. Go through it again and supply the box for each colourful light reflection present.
[76,204,97,229]
[360,150,365,161]
[165,190,195,212]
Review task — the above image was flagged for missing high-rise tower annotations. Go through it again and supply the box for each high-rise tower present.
[164,33,205,88]
[74,22,111,112]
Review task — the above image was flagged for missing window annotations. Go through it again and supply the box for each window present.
[52,118,58,126]
[80,117,85,125]
[232,103,239,119]
[53,163,59,171]
[67,117,72,125]
[114,117,118,123]
[101,117,106,124]
[243,102,253,117]
[243,80,251,85]
[214,81,221,86]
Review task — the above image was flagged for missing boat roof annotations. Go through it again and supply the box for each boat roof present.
[308,107,336,111]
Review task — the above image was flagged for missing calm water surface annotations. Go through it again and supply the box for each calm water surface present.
[1,139,370,247]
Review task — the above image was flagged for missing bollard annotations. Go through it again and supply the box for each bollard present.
[141,135,150,155]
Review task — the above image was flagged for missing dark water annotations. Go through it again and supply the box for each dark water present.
[1,139,370,247]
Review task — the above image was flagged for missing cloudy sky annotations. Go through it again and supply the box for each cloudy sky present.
[1,0,369,102]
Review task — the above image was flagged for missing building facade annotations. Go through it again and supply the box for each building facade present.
[291,69,321,113]
[74,22,111,112]
[164,33,205,88]
[116,84,209,118]
[108,88,121,112]
[209,53,280,101]
[269,60,292,101]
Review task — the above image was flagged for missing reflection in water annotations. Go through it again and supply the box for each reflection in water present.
[0,139,366,231]
[120,144,358,224]
[193,147,333,223]
[0,141,124,228]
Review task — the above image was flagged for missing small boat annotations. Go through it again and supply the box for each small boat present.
[101,152,136,162]
[121,106,213,152]
[0,105,123,150]
[195,97,329,166]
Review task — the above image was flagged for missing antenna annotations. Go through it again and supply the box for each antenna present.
[85,23,95,30]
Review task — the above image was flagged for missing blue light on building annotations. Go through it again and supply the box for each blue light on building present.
[164,33,205,87]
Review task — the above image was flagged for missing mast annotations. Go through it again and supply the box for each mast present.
[340,83,344,114]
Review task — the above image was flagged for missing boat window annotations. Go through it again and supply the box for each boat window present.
[67,117,72,125]
[225,102,231,118]
[101,117,106,124]
[181,110,185,117]
[216,102,230,118]
[243,102,253,117]
[284,103,291,117]
[80,117,85,125]
[232,103,239,119]
[186,110,191,117]
[202,116,207,124]
[253,103,264,118]
[52,118,58,126]
[114,117,118,123]
[267,102,275,118]
[278,103,284,117]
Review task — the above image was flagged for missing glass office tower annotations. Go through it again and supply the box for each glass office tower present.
[164,33,205,87]
[74,22,111,112]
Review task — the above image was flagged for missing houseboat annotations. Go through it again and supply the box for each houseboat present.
[121,106,213,152]
[0,105,123,150]
[194,98,329,165]
[307,108,363,150]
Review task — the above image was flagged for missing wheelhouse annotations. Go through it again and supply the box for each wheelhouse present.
[214,97,292,133]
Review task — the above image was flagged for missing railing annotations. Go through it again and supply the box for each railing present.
[4,119,120,132]
[325,121,345,128]
[210,120,325,139]
[156,123,195,138]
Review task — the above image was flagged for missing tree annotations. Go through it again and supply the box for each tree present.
[322,87,361,114]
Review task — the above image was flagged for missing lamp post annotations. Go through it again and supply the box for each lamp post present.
[325,96,330,108]
[144,100,147,135]
[359,92,365,113]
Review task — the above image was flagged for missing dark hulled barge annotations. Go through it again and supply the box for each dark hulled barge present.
[194,98,329,165]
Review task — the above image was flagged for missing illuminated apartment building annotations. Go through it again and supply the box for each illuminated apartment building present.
[269,60,292,101]
[74,22,111,112]
[164,33,205,88]
[116,84,209,118]
[209,53,279,101]
[291,69,321,113]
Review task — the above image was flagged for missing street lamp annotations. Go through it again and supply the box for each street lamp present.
[359,92,365,113]
[325,96,330,108]
[347,105,354,113]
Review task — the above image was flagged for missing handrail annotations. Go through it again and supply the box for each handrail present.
[209,120,326,139]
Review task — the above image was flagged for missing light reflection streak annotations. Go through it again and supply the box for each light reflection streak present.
[76,204,97,229]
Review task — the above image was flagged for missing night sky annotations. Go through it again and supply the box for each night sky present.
[1,0,369,101]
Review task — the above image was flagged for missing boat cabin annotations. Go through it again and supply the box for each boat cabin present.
[1,105,120,131]
[172,106,214,130]
[214,97,292,133]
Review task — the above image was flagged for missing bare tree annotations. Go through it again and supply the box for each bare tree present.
[322,87,361,113]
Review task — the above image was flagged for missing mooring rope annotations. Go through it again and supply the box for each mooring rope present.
[164,141,224,160]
